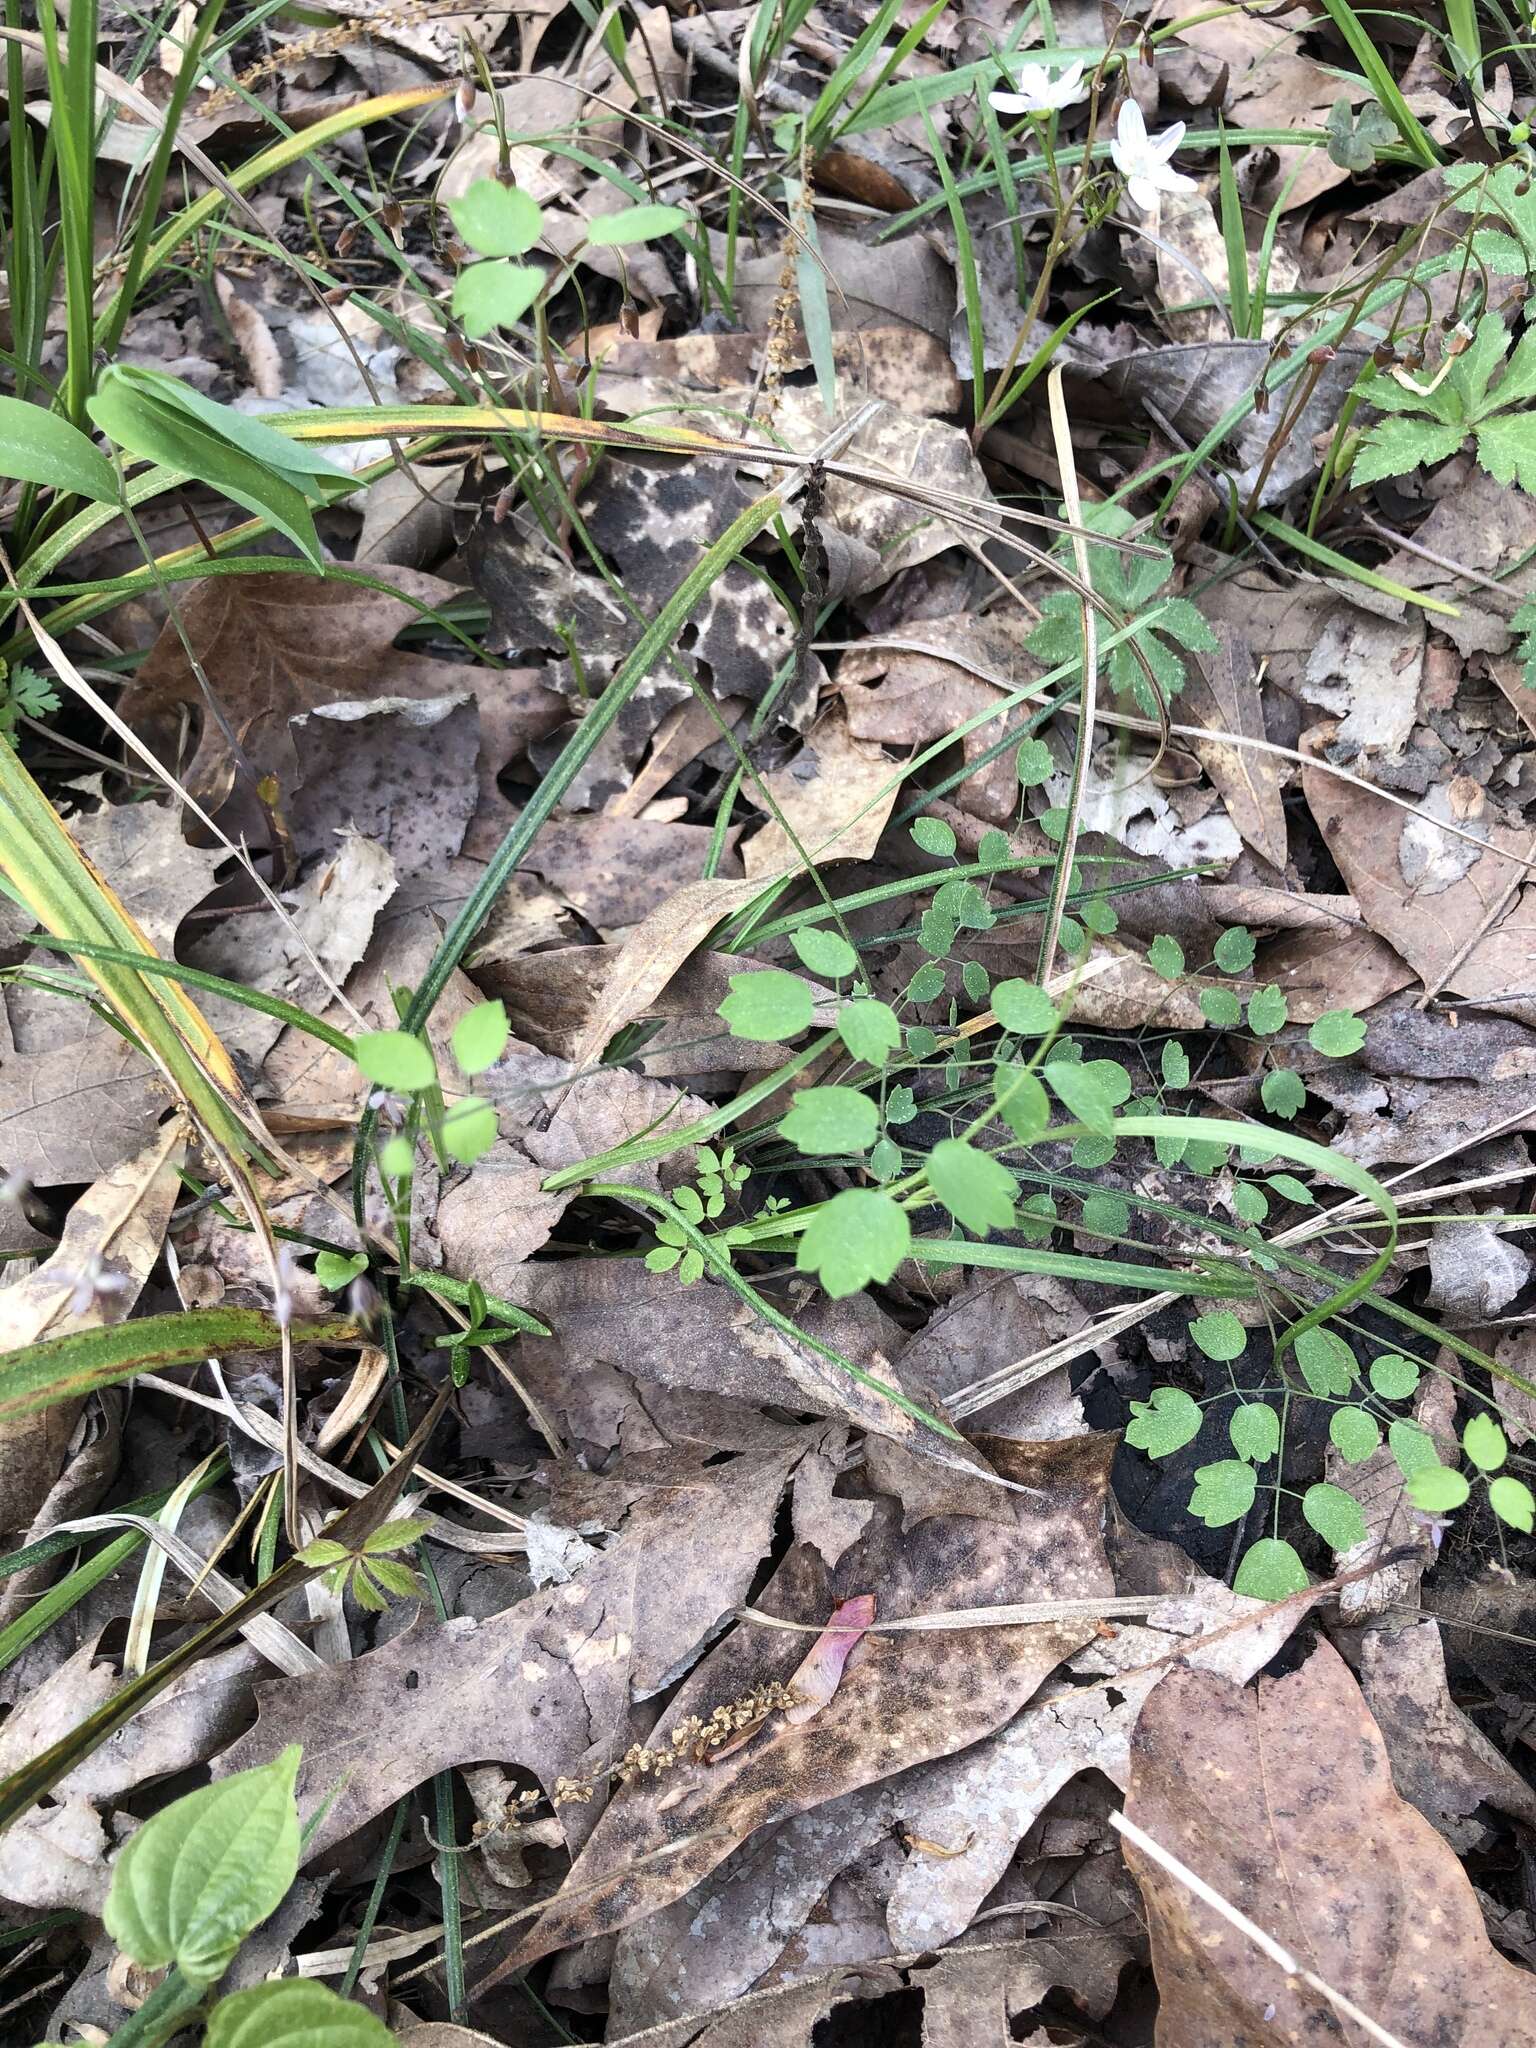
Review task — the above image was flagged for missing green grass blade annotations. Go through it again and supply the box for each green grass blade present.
[1316,0,1439,167]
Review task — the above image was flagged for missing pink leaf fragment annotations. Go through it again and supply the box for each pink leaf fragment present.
[783,1593,876,1726]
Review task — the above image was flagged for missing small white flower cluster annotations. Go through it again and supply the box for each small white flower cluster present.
[988,68,1197,213]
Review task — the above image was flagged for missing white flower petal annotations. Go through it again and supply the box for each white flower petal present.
[991,89,1040,113]
[1150,118,1187,160]
[1126,173,1160,213]
[1116,97,1149,153]
[1158,165,1199,196]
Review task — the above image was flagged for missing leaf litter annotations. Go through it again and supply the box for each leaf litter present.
[2,4,1536,2045]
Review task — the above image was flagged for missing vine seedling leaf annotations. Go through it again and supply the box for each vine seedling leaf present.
[354,1029,436,1094]
[205,1978,396,2048]
[103,1746,303,1985]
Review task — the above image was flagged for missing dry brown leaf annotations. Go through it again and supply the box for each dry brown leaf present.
[1357,1617,1536,1851]
[487,1434,1116,1982]
[215,1441,805,1858]
[117,570,563,835]
[880,1577,1319,1953]
[1122,1636,1536,2047]
[742,708,899,879]
[1180,634,1287,870]
[0,1121,185,1540]
[1301,724,1536,1018]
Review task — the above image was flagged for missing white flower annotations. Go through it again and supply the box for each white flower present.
[1111,99,1198,212]
[991,60,1087,116]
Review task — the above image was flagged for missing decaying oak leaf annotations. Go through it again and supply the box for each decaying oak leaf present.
[1123,1637,1536,2046]
[485,1434,1116,1982]
[741,707,899,879]
[214,1440,804,1858]
[117,569,561,831]
[1180,632,1287,871]
[1301,725,1536,1020]
[500,1260,988,1473]
[1357,1617,1536,1851]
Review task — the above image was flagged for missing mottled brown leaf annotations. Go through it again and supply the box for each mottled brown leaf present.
[1123,1637,1536,2046]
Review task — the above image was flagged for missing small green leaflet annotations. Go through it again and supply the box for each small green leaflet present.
[587,202,689,245]
[1126,1386,1202,1457]
[1303,1481,1365,1550]
[1295,1325,1356,1397]
[1389,1416,1440,1479]
[993,1063,1049,1142]
[1212,926,1255,973]
[1233,1536,1309,1601]
[104,1747,302,1985]
[354,1029,436,1093]
[838,997,901,1066]
[442,1095,498,1166]
[205,1979,395,2048]
[1490,1475,1534,1531]
[1232,1182,1269,1225]
[1082,1190,1128,1237]
[1229,1401,1279,1463]
[1462,1413,1507,1472]
[796,1188,910,1298]
[1160,1040,1190,1090]
[1190,1310,1246,1362]
[927,1137,1017,1235]
[1148,933,1184,979]
[1199,986,1241,1029]
[1188,1459,1257,1527]
[453,261,543,336]
[449,179,543,255]
[314,1250,367,1291]
[1014,737,1053,787]
[780,1086,880,1156]
[1370,1353,1420,1399]
[1044,1059,1117,1135]
[793,926,859,979]
[1407,1464,1470,1512]
[909,963,946,1002]
[452,999,510,1075]
[0,395,119,505]
[1267,1172,1314,1207]
[1329,1406,1381,1464]
[911,815,956,856]
[1246,984,1288,1036]
[1261,1068,1305,1120]
[992,979,1056,1035]
[720,969,814,1042]
[1309,1009,1366,1057]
